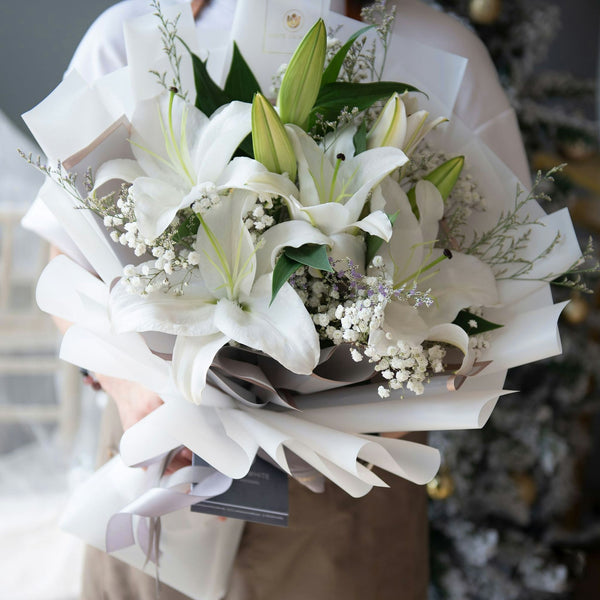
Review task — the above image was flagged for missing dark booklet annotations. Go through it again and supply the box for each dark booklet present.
[191,454,289,527]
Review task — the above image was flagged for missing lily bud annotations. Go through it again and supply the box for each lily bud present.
[277,19,327,129]
[366,92,407,150]
[252,93,297,181]
[407,156,464,217]
[424,155,464,201]
[404,111,448,156]
[367,93,448,156]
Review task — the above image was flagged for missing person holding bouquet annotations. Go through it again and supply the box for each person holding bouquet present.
[40,1,529,599]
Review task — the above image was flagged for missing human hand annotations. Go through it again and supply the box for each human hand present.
[95,373,192,474]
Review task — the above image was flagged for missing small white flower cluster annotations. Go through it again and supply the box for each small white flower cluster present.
[312,106,361,143]
[466,306,493,356]
[122,243,197,296]
[363,340,445,398]
[289,260,445,396]
[93,185,150,258]
[269,62,288,98]
[324,28,370,84]
[244,194,278,243]
[95,188,195,295]
[329,294,384,343]
[190,183,221,214]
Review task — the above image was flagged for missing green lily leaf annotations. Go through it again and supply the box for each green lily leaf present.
[311,81,423,125]
[285,244,333,272]
[180,40,254,157]
[225,42,262,103]
[181,40,230,116]
[353,119,368,155]
[277,19,327,129]
[252,93,297,180]
[173,213,200,243]
[407,156,465,218]
[453,310,503,335]
[321,25,374,86]
[271,253,302,304]
[365,212,398,266]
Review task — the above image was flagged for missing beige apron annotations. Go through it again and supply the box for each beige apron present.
[80,399,428,600]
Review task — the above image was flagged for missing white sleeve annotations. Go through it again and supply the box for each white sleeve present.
[391,0,530,186]
[66,0,153,83]
[24,1,153,250]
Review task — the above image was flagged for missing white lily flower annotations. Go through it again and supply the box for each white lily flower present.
[248,124,408,272]
[366,93,447,156]
[109,190,320,403]
[94,92,259,241]
[371,180,498,370]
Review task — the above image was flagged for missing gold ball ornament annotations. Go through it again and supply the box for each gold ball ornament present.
[559,139,595,162]
[427,469,455,500]
[469,0,502,25]
[563,294,589,325]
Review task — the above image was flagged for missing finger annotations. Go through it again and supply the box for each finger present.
[179,447,193,461]
[164,450,193,475]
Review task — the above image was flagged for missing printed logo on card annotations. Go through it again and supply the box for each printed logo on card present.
[283,10,303,31]
[263,0,325,53]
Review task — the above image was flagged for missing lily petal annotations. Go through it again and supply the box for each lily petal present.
[415,181,444,245]
[375,300,429,348]
[328,232,366,271]
[94,159,145,189]
[286,124,333,206]
[299,202,352,235]
[194,190,257,299]
[131,177,186,241]
[130,93,206,188]
[366,93,408,150]
[341,147,408,221]
[193,101,252,183]
[382,191,425,283]
[324,124,357,163]
[110,268,220,336]
[347,210,393,241]
[215,274,320,374]
[172,333,230,404]
[424,251,499,326]
[218,157,299,199]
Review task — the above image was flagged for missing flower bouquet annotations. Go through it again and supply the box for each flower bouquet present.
[21,0,594,597]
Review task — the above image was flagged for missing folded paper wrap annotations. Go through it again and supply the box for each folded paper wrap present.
[23,1,579,599]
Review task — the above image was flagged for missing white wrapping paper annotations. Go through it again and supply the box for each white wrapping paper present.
[20,2,584,599]
[60,457,244,600]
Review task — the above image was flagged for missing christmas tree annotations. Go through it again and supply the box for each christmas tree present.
[415,0,600,597]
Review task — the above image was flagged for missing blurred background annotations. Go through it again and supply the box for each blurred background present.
[0,1,598,599]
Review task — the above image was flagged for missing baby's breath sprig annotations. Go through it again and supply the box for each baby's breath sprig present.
[311,107,361,144]
[289,257,442,396]
[149,0,188,101]
[360,0,397,81]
